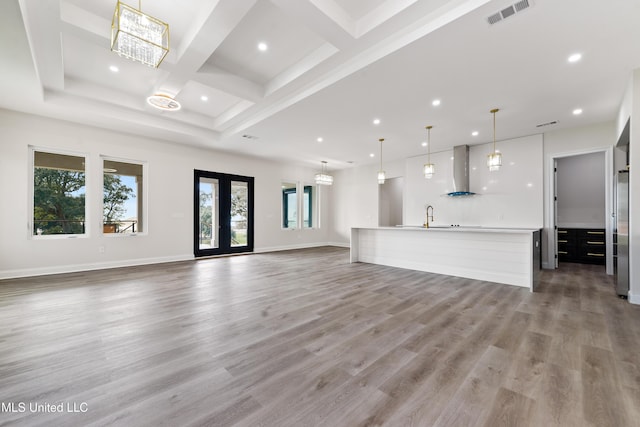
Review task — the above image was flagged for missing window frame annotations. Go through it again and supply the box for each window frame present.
[281,181,298,230]
[29,146,90,240]
[101,156,148,237]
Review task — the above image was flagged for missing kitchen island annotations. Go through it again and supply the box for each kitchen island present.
[350,226,541,290]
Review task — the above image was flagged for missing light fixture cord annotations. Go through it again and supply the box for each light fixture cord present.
[493,110,497,153]
[139,0,141,11]
[380,140,383,170]
[427,127,431,163]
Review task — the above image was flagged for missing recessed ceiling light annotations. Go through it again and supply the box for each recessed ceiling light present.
[573,108,583,115]
[421,141,427,147]
[472,131,479,136]
[568,53,582,63]
[317,137,323,142]
[373,118,381,125]
[369,153,375,158]
[432,99,441,106]
[109,65,119,73]
[201,95,208,101]
[257,42,268,52]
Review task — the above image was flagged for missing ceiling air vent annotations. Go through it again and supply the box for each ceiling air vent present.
[536,120,558,128]
[514,0,530,12]
[487,0,531,25]
[242,134,259,140]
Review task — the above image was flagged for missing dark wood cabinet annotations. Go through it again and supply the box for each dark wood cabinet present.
[557,228,605,265]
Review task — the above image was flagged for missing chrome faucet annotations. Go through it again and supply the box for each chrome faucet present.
[424,205,434,228]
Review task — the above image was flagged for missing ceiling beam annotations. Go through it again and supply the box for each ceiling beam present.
[18,0,64,95]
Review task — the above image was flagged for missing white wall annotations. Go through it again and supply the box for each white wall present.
[331,135,543,244]
[0,110,332,279]
[542,122,615,270]
[556,152,606,228]
[404,135,543,228]
[329,158,404,244]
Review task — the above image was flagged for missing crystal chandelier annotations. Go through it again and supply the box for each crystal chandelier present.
[423,125,435,179]
[487,108,502,171]
[111,1,169,68]
[315,161,334,186]
[377,138,385,184]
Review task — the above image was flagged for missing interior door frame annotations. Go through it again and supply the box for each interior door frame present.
[546,147,613,274]
[194,170,254,257]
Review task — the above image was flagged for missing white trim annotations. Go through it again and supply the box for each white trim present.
[545,146,613,274]
[0,244,347,280]
[629,291,640,305]
[327,241,350,248]
[29,145,91,239]
[254,242,329,253]
[100,154,149,236]
[0,254,193,280]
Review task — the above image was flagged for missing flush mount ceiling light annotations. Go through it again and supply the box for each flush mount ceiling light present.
[487,108,502,172]
[424,125,435,179]
[315,161,334,186]
[146,93,181,111]
[377,138,386,184]
[111,1,169,68]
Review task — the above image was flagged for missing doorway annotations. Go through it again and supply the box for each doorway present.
[379,177,403,226]
[548,148,613,274]
[194,170,254,257]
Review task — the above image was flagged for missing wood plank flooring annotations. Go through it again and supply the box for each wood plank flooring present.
[0,247,639,426]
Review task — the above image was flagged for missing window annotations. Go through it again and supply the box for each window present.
[103,158,144,234]
[303,185,314,228]
[282,182,317,229]
[32,150,87,236]
[282,182,297,229]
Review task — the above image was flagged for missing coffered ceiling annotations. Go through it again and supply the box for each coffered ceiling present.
[2,0,640,169]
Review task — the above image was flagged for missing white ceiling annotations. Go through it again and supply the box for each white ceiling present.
[2,0,640,170]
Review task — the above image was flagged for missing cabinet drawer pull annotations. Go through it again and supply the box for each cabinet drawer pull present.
[558,230,568,234]
[558,251,568,255]
[587,231,604,235]
[587,241,604,245]
[558,240,568,243]
[587,253,604,257]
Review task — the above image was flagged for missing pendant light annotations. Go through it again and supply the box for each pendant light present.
[423,125,435,179]
[487,108,502,172]
[377,138,385,184]
[111,0,170,68]
[314,161,333,185]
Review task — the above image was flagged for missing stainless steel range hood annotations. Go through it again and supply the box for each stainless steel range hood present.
[447,145,476,197]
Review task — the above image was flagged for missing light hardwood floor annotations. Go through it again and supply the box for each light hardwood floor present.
[0,247,639,426]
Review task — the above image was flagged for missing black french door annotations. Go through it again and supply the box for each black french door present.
[194,170,254,257]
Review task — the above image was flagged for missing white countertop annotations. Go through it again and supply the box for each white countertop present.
[354,225,540,234]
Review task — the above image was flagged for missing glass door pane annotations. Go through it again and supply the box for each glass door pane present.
[231,181,248,247]
[198,177,219,250]
[194,170,253,257]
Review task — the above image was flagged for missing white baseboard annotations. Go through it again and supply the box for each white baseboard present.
[327,241,349,248]
[0,254,193,280]
[629,291,640,305]
[0,244,351,280]
[254,242,332,253]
